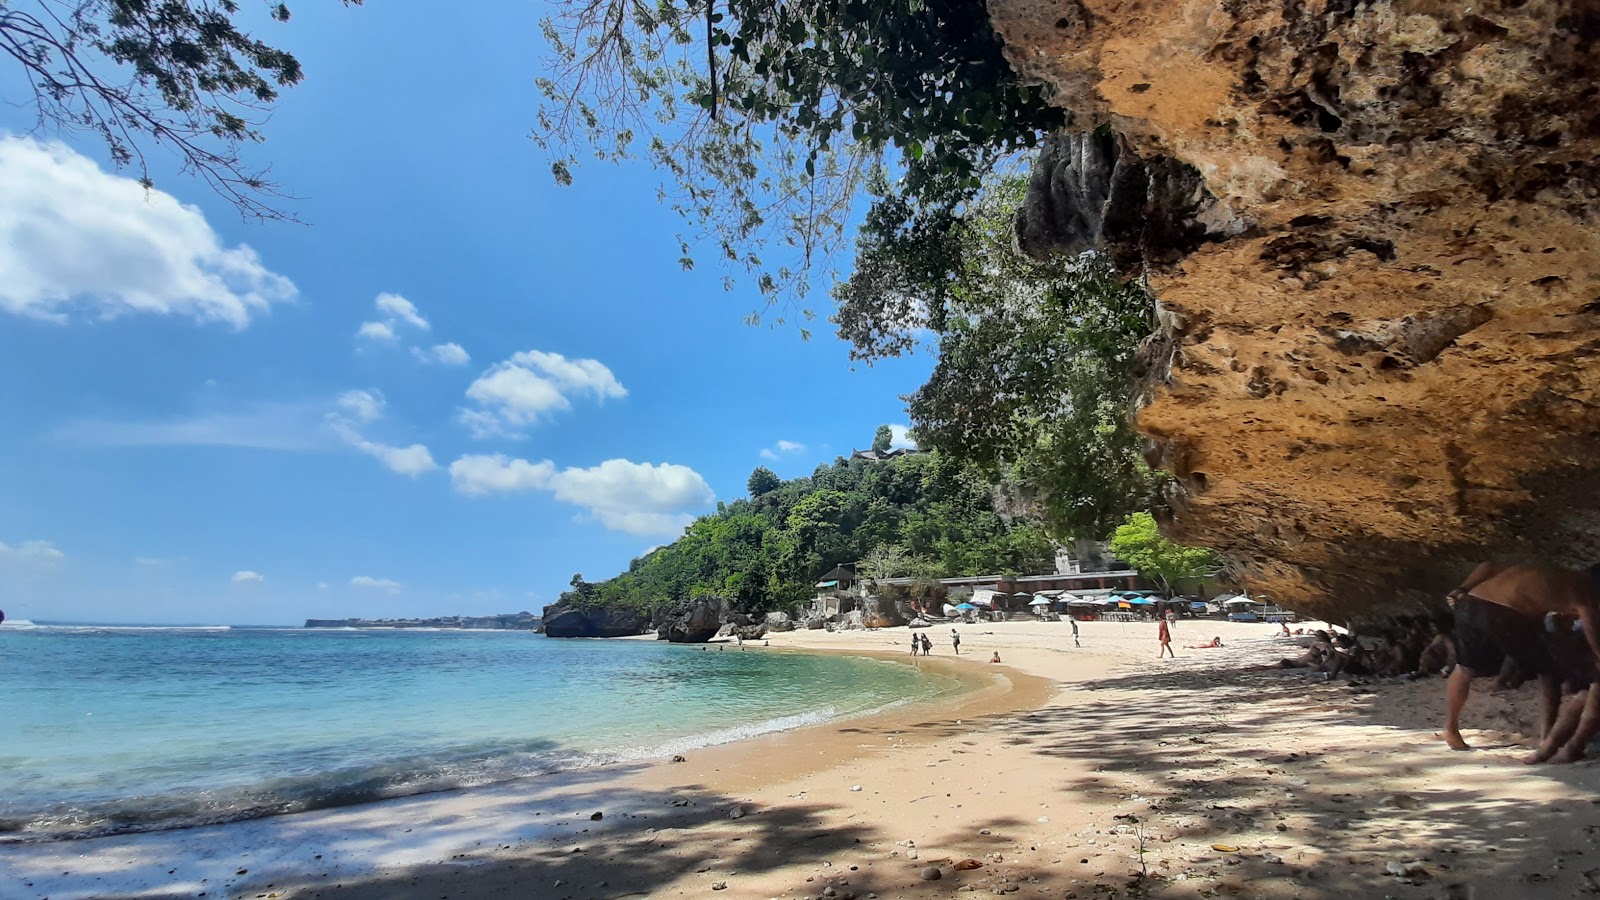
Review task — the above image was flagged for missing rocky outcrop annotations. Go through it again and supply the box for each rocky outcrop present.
[657,596,729,643]
[990,1,1600,623]
[763,611,795,632]
[540,603,649,638]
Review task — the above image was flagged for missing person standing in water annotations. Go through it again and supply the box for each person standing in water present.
[1157,616,1175,658]
[921,633,932,656]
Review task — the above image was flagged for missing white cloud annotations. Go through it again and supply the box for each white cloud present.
[0,136,295,328]
[54,403,326,451]
[356,320,397,343]
[459,350,626,438]
[336,389,385,424]
[889,424,918,450]
[0,540,64,566]
[232,570,265,584]
[760,439,806,460]
[451,454,713,537]
[374,293,429,330]
[326,391,436,477]
[134,556,169,567]
[358,292,429,343]
[411,342,470,366]
[350,575,402,592]
[330,421,436,477]
[449,454,556,496]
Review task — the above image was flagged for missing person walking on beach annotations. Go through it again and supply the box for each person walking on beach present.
[920,633,932,656]
[1157,616,1175,658]
[1070,617,1080,648]
[951,628,962,655]
[911,633,920,655]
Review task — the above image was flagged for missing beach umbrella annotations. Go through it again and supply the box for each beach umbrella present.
[955,602,978,611]
[1125,596,1156,605]
[1067,598,1098,606]
[1099,597,1122,606]
[1224,597,1258,607]
[1028,597,1052,606]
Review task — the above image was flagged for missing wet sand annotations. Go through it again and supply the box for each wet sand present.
[9,618,1600,899]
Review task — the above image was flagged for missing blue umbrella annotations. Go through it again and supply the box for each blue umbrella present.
[955,602,978,611]
[1126,596,1156,605]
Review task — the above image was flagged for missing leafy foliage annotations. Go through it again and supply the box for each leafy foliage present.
[555,448,1056,616]
[1108,512,1220,595]
[533,0,1066,309]
[0,0,360,219]
[746,465,780,497]
[871,424,892,453]
[835,175,1168,539]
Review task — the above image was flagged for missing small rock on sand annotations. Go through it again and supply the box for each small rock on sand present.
[921,866,942,881]
[590,811,603,821]
[849,785,863,792]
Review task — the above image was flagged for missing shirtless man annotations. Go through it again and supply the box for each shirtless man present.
[1444,562,1600,753]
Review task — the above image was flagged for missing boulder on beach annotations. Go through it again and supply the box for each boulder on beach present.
[540,602,649,638]
[763,611,795,632]
[656,596,728,643]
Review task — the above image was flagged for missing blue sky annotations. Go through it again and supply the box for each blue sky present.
[0,3,931,625]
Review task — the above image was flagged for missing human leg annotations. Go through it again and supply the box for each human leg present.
[1552,684,1600,764]
[1444,665,1476,751]
[1525,691,1584,764]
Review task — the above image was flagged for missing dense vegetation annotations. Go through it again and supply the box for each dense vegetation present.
[559,442,1056,616]
[836,176,1170,539]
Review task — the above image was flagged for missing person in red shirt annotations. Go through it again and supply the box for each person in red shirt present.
[1157,617,1174,658]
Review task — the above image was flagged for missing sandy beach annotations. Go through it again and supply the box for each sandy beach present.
[9,617,1600,899]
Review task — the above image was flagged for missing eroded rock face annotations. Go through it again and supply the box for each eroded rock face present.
[991,0,1600,622]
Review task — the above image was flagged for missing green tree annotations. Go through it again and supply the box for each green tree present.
[534,0,1066,309]
[837,175,1166,538]
[872,425,893,453]
[0,0,361,219]
[747,465,781,497]
[1108,512,1220,596]
[857,543,910,586]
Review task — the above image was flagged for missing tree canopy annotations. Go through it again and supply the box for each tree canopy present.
[1108,512,1220,596]
[871,424,892,453]
[0,0,360,220]
[554,448,1056,616]
[835,175,1169,538]
[746,465,781,497]
[533,0,1066,310]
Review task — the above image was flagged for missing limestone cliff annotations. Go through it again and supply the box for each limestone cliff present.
[989,0,1600,622]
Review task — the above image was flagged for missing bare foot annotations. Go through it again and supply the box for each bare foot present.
[1523,746,1556,765]
[1551,746,1587,765]
[1444,731,1472,751]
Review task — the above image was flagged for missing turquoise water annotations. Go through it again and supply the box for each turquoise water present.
[0,623,959,841]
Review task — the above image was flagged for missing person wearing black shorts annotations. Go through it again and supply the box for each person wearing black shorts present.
[1446,590,1556,751]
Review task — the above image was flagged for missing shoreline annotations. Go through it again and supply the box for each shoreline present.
[0,633,1040,899]
[11,619,1600,899]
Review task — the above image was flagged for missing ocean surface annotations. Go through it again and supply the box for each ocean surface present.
[0,621,960,842]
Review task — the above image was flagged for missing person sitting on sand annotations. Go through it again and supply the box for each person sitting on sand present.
[1281,622,1292,637]
[1188,636,1224,649]
[990,651,1002,663]
[1272,630,1333,669]
[1443,562,1600,753]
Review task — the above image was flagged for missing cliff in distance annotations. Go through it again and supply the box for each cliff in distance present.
[990,0,1600,622]
[304,612,542,630]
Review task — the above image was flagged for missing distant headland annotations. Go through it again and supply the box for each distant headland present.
[303,612,541,631]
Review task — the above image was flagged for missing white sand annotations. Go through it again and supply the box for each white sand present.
[6,618,1598,899]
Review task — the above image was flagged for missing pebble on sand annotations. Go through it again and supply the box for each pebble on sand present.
[920,866,943,881]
